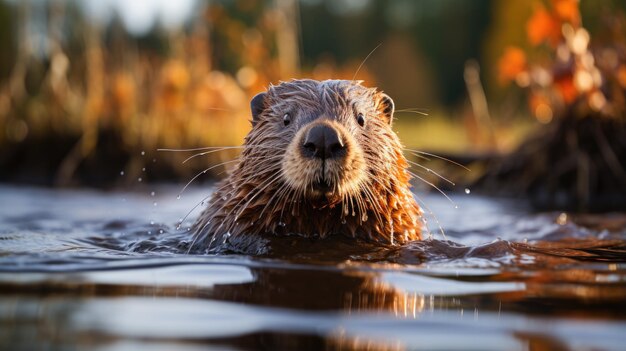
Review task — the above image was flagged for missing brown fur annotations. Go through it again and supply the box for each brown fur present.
[191,79,421,254]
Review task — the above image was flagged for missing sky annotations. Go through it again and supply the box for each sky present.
[81,0,198,35]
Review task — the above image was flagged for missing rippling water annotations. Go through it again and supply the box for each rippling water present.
[1,185,625,350]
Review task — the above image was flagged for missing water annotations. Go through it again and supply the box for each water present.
[0,185,625,350]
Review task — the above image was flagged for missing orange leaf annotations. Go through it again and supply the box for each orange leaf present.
[617,65,626,89]
[498,47,527,84]
[552,0,580,26]
[554,75,578,103]
[526,5,561,46]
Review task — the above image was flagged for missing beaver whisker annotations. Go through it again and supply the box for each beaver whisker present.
[356,190,369,223]
[395,108,429,116]
[267,185,293,222]
[158,144,284,153]
[275,186,298,230]
[411,194,447,240]
[180,192,213,229]
[407,160,456,186]
[389,214,395,244]
[183,145,285,164]
[347,191,356,217]
[395,110,429,117]
[188,208,219,253]
[404,149,471,171]
[355,190,366,223]
[258,176,293,221]
[229,170,286,226]
[178,159,242,198]
[407,170,457,208]
[182,148,243,164]
[224,169,283,220]
[409,152,431,162]
[362,176,413,234]
[157,146,246,152]
[193,169,284,253]
[346,189,359,224]
[263,182,297,233]
[360,186,384,226]
[180,162,283,228]
[186,232,201,255]
[340,191,347,220]
[351,42,382,81]
[396,107,430,113]
[348,190,361,224]
[210,164,278,195]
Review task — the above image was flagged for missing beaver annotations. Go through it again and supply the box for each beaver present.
[191,79,422,254]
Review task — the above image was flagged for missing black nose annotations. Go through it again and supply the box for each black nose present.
[301,124,346,160]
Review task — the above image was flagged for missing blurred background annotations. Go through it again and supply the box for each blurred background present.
[0,0,625,207]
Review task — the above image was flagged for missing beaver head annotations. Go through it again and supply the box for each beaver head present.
[193,79,421,253]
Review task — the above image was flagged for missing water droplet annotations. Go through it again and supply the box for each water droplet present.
[186,227,191,231]
[153,202,158,207]
[454,205,459,209]
[141,151,145,156]
[176,225,181,230]
[142,167,146,172]
[138,177,142,182]
[341,219,347,225]
[150,191,155,197]
[147,231,151,234]
[464,188,471,194]
[176,195,181,200]
[120,171,124,176]
[361,214,368,222]
[159,229,164,234]
[222,196,227,201]
[278,222,286,227]
[179,218,183,223]
[150,221,154,225]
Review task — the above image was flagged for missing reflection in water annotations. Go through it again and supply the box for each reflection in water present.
[3,294,626,350]
[0,186,625,350]
[2,260,626,350]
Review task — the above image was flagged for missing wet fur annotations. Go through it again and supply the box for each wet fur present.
[192,79,421,254]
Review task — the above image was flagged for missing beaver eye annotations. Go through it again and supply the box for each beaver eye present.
[356,113,365,127]
[283,113,291,126]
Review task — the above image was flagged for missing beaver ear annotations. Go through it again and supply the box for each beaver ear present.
[250,92,267,125]
[379,93,395,124]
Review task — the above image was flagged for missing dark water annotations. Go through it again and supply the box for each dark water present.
[0,185,625,351]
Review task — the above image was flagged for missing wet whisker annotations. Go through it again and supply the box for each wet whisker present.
[407,170,458,208]
[407,160,456,186]
[178,159,241,198]
[404,149,471,171]
[352,43,382,81]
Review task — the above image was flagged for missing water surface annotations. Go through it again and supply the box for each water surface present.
[0,185,625,350]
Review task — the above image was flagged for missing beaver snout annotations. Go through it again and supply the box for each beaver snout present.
[301,124,346,160]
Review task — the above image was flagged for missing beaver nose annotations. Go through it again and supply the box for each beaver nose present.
[302,124,346,160]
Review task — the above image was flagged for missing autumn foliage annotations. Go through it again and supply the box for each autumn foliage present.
[498,0,626,124]
[485,0,626,211]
